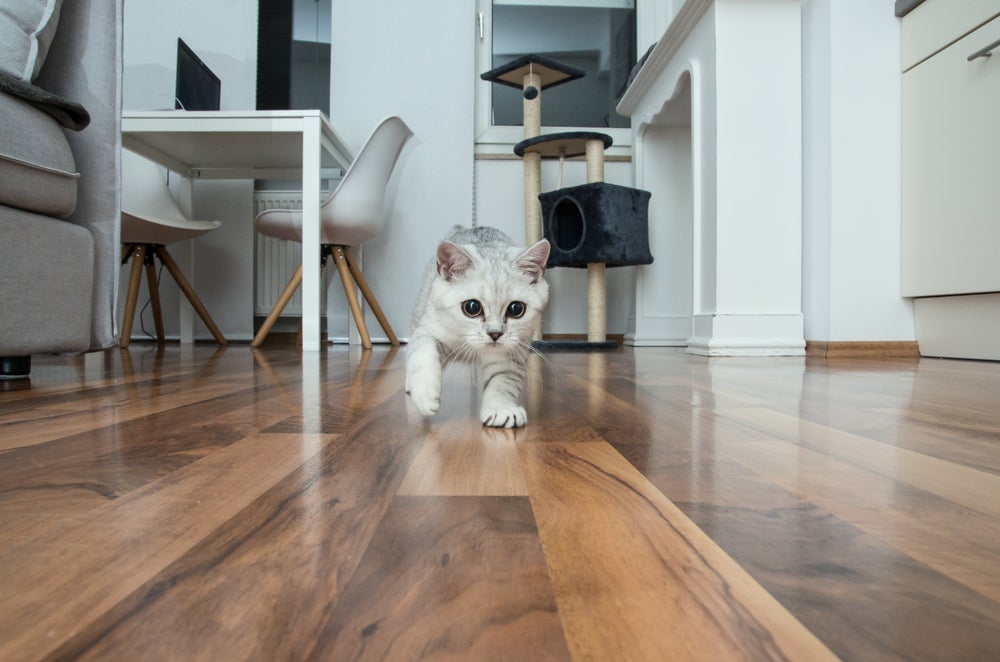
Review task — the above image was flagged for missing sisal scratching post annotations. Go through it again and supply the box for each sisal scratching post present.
[587,263,606,342]
[524,153,542,245]
[480,55,583,247]
[585,138,605,182]
[585,138,606,342]
[523,72,541,138]
[522,70,543,340]
[523,71,542,245]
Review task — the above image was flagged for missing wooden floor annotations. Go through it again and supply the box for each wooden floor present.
[2,344,999,661]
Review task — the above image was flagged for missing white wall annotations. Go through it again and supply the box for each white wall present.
[329,0,474,341]
[802,0,914,341]
[633,122,693,344]
[121,0,258,341]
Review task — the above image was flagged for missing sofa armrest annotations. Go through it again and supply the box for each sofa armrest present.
[33,0,123,351]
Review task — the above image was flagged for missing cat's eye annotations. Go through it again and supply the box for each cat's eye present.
[462,299,483,317]
[506,301,526,319]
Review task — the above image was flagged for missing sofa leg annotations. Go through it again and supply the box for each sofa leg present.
[0,356,30,379]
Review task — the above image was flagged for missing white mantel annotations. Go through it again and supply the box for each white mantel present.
[618,0,805,356]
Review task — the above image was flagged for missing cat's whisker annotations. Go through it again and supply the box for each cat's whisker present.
[524,342,559,385]
[444,341,473,365]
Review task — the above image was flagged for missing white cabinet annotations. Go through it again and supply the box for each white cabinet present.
[902,13,1000,296]
[901,0,999,70]
[901,2,1000,359]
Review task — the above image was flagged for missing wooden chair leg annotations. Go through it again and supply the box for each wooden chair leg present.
[332,246,372,349]
[120,245,146,348]
[340,246,399,346]
[144,253,165,344]
[153,245,228,346]
[251,264,303,348]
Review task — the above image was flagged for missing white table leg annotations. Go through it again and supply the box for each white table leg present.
[301,116,322,352]
[174,175,195,344]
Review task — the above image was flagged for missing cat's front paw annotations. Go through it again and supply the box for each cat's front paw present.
[407,384,441,418]
[480,405,527,428]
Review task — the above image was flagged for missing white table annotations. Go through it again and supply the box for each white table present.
[121,110,354,351]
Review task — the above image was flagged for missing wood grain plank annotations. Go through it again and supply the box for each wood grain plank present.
[0,347,174,406]
[4,345,1000,660]
[520,359,607,444]
[0,431,321,661]
[713,424,1000,602]
[0,345,311,426]
[593,377,1000,660]
[262,362,403,434]
[0,388,297,551]
[783,396,1000,476]
[0,345,249,409]
[397,421,528,496]
[862,406,1000,475]
[0,374,266,451]
[726,407,1000,519]
[308,496,570,660]
[667,463,1000,661]
[519,441,837,661]
[49,393,423,661]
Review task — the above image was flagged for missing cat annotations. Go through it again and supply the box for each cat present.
[406,225,550,428]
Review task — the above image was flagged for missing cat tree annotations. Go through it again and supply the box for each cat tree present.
[481,54,652,350]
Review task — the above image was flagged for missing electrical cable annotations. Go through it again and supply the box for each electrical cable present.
[137,262,165,340]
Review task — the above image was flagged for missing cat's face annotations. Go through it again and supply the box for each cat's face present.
[430,239,550,356]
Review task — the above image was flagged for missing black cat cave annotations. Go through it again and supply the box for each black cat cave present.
[539,182,653,269]
[482,54,653,350]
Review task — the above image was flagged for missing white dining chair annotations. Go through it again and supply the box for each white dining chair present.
[119,150,227,347]
[252,115,413,349]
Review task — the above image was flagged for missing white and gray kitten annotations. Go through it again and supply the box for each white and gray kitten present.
[406,225,550,428]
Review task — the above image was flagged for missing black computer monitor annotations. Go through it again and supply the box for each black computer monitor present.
[175,38,221,111]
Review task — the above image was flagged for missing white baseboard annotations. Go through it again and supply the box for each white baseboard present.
[624,336,688,347]
[628,315,692,347]
[686,338,806,357]
[687,313,805,356]
[627,313,805,355]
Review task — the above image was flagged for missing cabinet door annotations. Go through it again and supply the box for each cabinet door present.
[901,16,1000,297]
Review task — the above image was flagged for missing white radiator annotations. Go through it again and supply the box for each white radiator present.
[253,191,307,316]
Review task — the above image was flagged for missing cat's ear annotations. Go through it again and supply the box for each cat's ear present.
[515,239,550,283]
[437,241,474,281]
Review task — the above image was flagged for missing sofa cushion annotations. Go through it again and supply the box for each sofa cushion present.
[0,90,78,217]
[0,0,64,81]
[0,204,94,356]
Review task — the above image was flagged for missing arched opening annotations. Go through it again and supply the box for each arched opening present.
[634,68,694,346]
[550,196,586,253]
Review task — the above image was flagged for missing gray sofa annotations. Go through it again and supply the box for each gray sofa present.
[0,0,122,378]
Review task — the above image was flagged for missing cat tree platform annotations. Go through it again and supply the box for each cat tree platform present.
[480,54,584,94]
[514,132,613,159]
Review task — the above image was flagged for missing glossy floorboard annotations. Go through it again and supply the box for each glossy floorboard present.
[1,344,999,660]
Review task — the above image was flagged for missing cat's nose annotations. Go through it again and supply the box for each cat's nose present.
[488,331,502,342]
